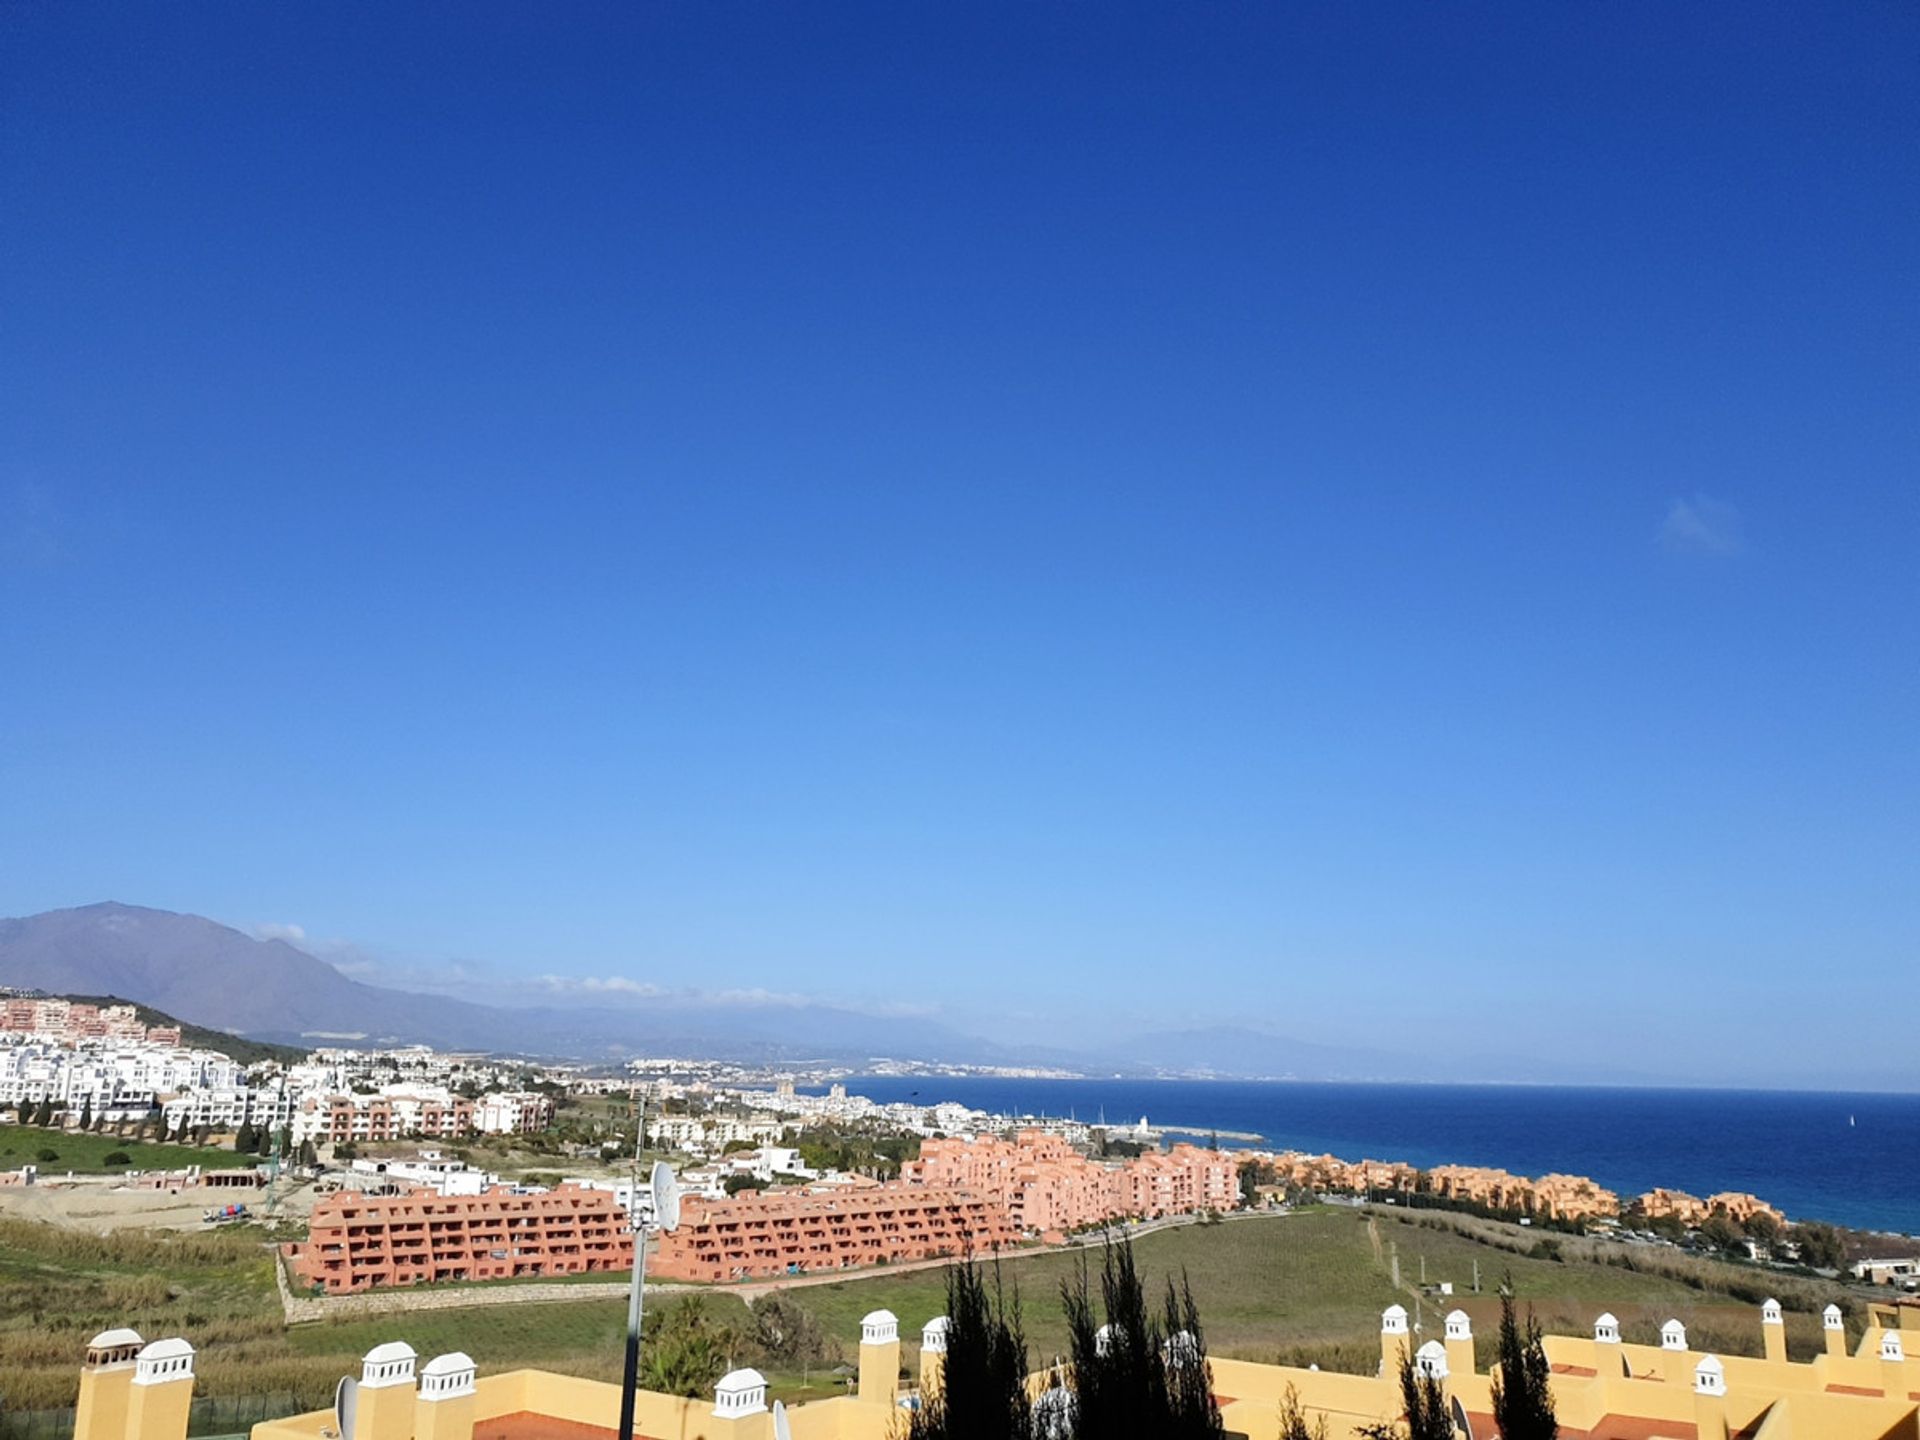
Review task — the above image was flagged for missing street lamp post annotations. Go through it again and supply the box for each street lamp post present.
[618,1098,681,1440]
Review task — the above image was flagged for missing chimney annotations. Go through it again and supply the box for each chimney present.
[711,1368,770,1438]
[1591,1312,1622,1405]
[355,1343,419,1440]
[76,1330,145,1440]
[859,1310,900,1407]
[1693,1355,1729,1440]
[1443,1310,1473,1378]
[1879,1328,1905,1402]
[1823,1304,1847,1361]
[414,1354,476,1440]
[125,1340,195,1440]
[1414,1339,1450,1404]
[1761,1298,1786,1365]
[1379,1306,1409,1378]
[1659,1320,1690,1385]
[920,1316,950,1402]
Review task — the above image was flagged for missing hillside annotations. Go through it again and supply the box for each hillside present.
[0,903,1000,1063]
[0,902,520,1050]
[52,993,307,1066]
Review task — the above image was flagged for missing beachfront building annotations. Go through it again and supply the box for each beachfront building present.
[645,1183,1016,1282]
[1633,1187,1789,1229]
[55,1293,1920,1440]
[1271,1152,1640,1224]
[900,1130,1239,1237]
[1530,1172,1623,1222]
[283,1184,632,1293]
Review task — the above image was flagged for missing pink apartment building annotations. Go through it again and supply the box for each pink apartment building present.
[902,1131,1239,1238]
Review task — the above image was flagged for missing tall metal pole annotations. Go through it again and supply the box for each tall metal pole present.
[617,1093,646,1440]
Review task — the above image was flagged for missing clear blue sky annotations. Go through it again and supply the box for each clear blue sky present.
[2,4,1915,1083]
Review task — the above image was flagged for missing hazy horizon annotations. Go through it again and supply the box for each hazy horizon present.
[3,6,1915,1089]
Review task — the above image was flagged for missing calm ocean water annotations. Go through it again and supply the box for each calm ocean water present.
[823,1078,1920,1236]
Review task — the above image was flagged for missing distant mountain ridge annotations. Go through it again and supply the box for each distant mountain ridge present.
[0,903,525,1049]
[0,903,1029,1064]
[0,902,1525,1081]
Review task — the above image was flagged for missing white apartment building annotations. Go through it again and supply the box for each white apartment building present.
[0,1039,248,1119]
[646,1114,787,1155]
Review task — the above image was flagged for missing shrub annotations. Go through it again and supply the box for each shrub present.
[104,1150,132,1166]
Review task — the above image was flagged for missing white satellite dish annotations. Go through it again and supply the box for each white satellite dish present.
[772,1400,792,1440]
[333,1375,359,1440]
[650,1159,681,1233]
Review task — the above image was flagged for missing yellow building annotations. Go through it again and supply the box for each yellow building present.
[62,1292,1920,1440]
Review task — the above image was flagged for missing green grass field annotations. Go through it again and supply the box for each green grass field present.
[0,1205,1864,1412]
[0,1124,260,1175]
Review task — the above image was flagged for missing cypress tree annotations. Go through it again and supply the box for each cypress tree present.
[1161,1270,1225,1440]
[909,1257,1032,1440]
[1491,1280,1558,1440]
[1061,1236,1223,1440]
[1063,1237,1165,1439]
[1277,1384,1328,1440]
[1358,1346,1451,1440]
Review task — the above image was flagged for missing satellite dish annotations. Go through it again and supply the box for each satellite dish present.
[650,1160,681,1233]
[772,1400,792,1440]
[333,1376,359,1440]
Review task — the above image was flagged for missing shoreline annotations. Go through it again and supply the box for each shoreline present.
[821,1076,1920,1237]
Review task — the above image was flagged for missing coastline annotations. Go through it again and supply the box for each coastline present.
[824,1075,1920,1235]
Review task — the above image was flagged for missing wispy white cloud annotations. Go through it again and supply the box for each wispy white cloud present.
[530,974,938,1019]
[539,974,666,999]
[1658,494,1745,556]
[252,922,309,944]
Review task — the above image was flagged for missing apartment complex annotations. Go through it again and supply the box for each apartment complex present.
[289,1085,553,1145]
[283,1184,631,1293]
[1,996,180,1046]
[646,1183,1017,1282]
[1,1039,249,1119]
[1635,1186,1789,1228]
[1268,1151,1784,1226]
[900,1130,1239,1237]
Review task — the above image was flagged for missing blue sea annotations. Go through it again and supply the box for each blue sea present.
[821,1078,1920,1236]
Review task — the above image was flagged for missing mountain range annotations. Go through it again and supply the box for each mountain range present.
[0,902,1454,1078]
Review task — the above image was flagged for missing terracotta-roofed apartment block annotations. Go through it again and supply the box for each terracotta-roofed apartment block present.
[647,1183,1015,1283]
[903,1131,1240,1239]
[284,1184,632,1293]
